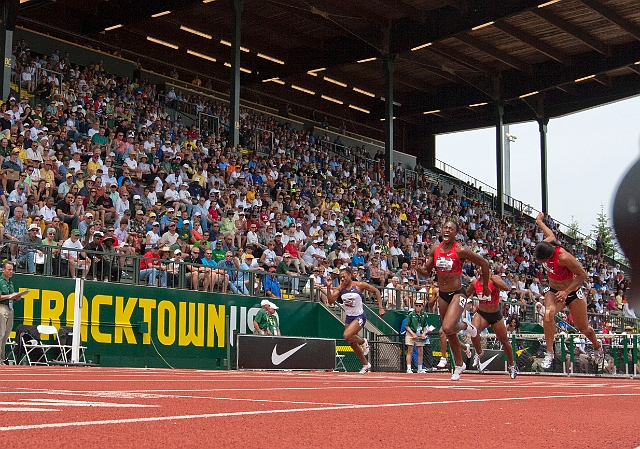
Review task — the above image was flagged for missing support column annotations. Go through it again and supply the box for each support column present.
[228,0,243,147]
[495,102,504,218]
[383,54,395,186]
[503,124,511,198]
[538,117,550,214]
[0,0,18,102]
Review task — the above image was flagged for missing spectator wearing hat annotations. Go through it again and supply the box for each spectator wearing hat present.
[405,298,429,373]
[164,248,183,288]
[61,229,91,278]
[302,238,326,270]
[178,181,193,215]
[145,221,161,251]
[219,209,238,245]
[183,246,208,291]
[264,267,282,299]
[266,301,281,336]
[7,181,27,218]
[100,234,120,282]
[85,231,106,281]
[17,223,42,273]
[276,253,300,294]
[200,246,228,293]
[158,220,179,247]
[96,188,116,225]
[2,149,22,191]
[163,182,180,211]
[77,211,94,238]
[140,244,166,287]
[253,299,271,334]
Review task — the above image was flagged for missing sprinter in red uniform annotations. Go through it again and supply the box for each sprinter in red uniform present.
[412,220,490,380]
[534,212,604,369]
[466,267,517,378]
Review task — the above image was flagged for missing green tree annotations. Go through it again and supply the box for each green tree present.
[591,205,616,257]
[566,216,580,239]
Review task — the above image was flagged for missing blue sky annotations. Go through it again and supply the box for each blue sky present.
[436,94,640,239]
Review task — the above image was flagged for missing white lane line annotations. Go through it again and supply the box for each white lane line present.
[3,399,157,408]
[0,389,353,407]
[1,393,638,432]
[0,407,60,412]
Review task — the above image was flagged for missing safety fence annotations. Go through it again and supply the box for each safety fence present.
[2,239,316,301]
[365,331,640,377]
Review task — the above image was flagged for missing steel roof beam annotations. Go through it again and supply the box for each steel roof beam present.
[456,33,530,72]
[532,8,609,56]
[493,21,569,65]
[577,0,640,41]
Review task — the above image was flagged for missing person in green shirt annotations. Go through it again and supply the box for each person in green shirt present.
[0,262,23,364]
[405,298,429,373]
[266,302,281,336]
[211,240,226,263]
[252,300,270,335]
[276,252,300,294]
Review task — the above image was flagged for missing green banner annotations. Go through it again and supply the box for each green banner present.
[10,274,345,369]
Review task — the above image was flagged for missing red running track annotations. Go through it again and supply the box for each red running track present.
[1,367,639,449]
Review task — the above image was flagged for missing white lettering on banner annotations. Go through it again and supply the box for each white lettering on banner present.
[229,306,261,346]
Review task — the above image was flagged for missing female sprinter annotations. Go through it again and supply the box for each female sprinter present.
[327,267,385,374]
[412,220,491,380]
[534,212,604,369]
[466,267,517,378]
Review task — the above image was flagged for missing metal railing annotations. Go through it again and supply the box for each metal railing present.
[198,112,220,139]
[4,239,315,301]
[434,158,627,264]
[254,128,274,155]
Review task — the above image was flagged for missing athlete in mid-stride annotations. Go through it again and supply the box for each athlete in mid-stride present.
[327,267,385,374]
[466,267,517,378]
[412,220,491,380]
[534,212,604,369]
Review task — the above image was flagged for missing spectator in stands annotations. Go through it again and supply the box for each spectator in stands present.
[264,267,282,298]
[61,229,90,278]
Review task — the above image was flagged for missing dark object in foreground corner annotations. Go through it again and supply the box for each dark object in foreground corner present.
[613,156,640,312]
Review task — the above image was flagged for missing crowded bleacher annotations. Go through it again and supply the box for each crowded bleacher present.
[2,39,634,333]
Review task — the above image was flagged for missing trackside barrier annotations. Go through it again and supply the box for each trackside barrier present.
[468,332,639,378]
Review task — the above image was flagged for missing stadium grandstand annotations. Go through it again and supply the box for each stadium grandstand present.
[0,0,638,376]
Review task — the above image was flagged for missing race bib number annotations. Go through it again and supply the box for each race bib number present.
[459,296,467,308]
[576,288,585,299]
[435,257,453,271]
[543,286,550,294]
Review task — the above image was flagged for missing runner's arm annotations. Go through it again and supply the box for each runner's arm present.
[358,282,385,317]
[558,249,587,293]
[535,212,558,243]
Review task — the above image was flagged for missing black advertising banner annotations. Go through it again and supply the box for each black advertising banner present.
[471,349,507,372]
[236,334,336,370]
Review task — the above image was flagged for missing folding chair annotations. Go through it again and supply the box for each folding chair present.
[22,325,66,365]
[5,337,16,365]
[335,352,347,372]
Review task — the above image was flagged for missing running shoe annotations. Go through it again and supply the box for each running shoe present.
[462,318,478,337]
[437,357,448,369]
[594,343,605,366]
[359,363,372,374]
[508,364,518,379]
[362,338,370,356]
[407,367,413,374]
[464,344,472,359]
[417,368,428,374]
[473,351,484,369]
[541,351,554,369]
[451,364,466,381]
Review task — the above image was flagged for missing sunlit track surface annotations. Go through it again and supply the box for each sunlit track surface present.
[0,367,638,449]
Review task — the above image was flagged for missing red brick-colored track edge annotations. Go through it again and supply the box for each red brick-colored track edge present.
[1,366,639,449]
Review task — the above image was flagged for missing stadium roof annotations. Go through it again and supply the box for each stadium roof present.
[18,0,640,137]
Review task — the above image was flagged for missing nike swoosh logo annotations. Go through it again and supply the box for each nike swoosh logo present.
[271,343,307,366]
[478,354,500,372]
